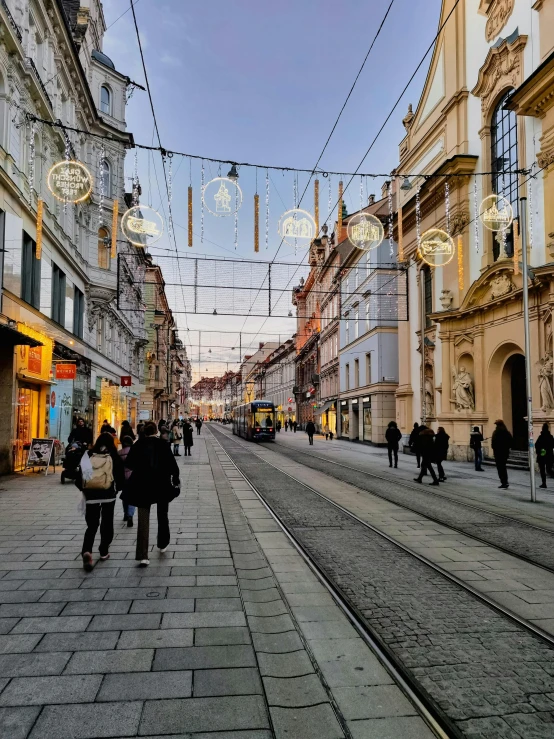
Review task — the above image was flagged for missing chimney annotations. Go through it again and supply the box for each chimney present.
[381,181,391,199]
[259,342,265,350]
[368,194,375,206]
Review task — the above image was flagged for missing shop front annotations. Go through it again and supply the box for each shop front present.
[96,378,128,436]
[362,397,372,442]
[316,401,336,435]
[340,400,349,438]
[49,342,92,447]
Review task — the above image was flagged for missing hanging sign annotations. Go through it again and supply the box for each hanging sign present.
[202,177,243,217]
[479,194,513,232]
[418,228,455,267]
[287,397,293,403]
[121,205,164,247]
[55,363,76,380]
[121,376,132,387]
[47,161,93,203]
[279,209,316,248]
[347,213,384,251]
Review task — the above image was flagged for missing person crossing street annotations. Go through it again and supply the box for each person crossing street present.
[306,419,315,445]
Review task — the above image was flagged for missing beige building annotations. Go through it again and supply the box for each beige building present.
[395,0,553,459]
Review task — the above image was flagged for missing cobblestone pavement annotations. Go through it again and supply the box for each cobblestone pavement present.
[209,425,554,739]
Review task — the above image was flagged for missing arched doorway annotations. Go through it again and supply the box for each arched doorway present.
[502,353,526,450]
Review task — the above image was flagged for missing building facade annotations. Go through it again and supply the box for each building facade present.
[316,226,340,435]
[256,338,296,426]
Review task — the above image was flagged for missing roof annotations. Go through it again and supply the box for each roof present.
[92,49,116,70]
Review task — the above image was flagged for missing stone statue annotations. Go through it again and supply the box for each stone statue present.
[439,289,453,310]
[538,355,554,411]
[451,366,475,411]
[424,374,434,418]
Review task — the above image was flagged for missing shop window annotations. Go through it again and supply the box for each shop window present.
[21,232,41,309]
[100,85,111,115]
[491,90,518,260]
[98,227,110,269]
[52,263,66,326]
[73,287,84,339]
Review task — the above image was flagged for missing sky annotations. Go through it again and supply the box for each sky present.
[101,0,442,381]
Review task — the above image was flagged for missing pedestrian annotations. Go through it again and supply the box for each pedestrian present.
[182,419,194,456]
[118,435,135,527]
[409,422,421,468]
[434,426,450,482]
[119,420,135,444]
[306,419,315,445]
[196,417,203,435]
[170,420,182,456]
[122,421,181,567]
[470,426,484,471]
[136,422,145,439]
[276,420,282,433]
[323,424,329,441]
[414,427,439,485]
[284,419,288,432]
[157,419,166,433]
[100,419,116,435]
[535,422,554,489]
[329,430,334,441]
[385,421,402,468]
[491,419,513,489]
[78,432,125,571]
[68,418,93,447]
[159,425,170,443]
[293,421,297,433]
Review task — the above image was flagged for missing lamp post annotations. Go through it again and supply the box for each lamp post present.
[520,197,536,503]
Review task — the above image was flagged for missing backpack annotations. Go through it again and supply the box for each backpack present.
[83,453,114,490]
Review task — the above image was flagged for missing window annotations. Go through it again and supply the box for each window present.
[491,90,518,260]
[98,227,110,269]
[354,309,359,339]
[21,232,41,309]
[355,266,359,289]
[73,287,84,338]
[366,300,370,331]
[345,364,350,391]
[345,318,349,346]
[52,263,66,326]
[100,85,111,115]
[100,159,111,196]
[354,359,359,388]
[424,267,433,329]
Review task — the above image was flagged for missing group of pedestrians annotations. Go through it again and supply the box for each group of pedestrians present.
[277,419,297,432]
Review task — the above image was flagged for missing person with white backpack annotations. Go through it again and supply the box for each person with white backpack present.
[77,433,125,572]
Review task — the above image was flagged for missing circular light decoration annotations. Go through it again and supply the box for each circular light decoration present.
[121,205,164,247]
[479,194,513,232]
[47,160,93,203]
[278,209,317,248]
[202,177,243,217]
[418,228,455,268]
[347,213,384,251]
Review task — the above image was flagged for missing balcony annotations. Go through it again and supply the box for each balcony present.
[1,0,22,41]
[24,57,53,111]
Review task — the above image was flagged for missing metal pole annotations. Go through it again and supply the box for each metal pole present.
[520,197,536,502]
[420,269,426,426]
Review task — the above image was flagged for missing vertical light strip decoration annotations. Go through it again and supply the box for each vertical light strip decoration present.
[388,178,394,258]
[473,176,479,253]
[314,179,319,236]
[397,202,404,262]
[111,199,118,258]
[415,184,421,254]
[338,180,344,238]
[265,169,269,250]
[254,193,260,253]
[513,218,520,276]
[188,186,193,247]
[457,235,464,291]
[201,160,205,244]
[35,199,43,260]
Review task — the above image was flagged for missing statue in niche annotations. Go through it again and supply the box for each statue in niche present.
[451,365,475,411]
[537,355,554,411]
[424,369,435,419]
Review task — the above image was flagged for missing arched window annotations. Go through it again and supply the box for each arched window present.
[100,158,111,195]
[98,226,110,269]
[100,85,111,115]
[491,91,518,260]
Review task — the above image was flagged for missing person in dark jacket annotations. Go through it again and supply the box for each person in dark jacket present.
[276,420,282,433]
[434,427,450,482]
[182,421,194,456]
[470,426,484,471]
[535,423,554,488]
[136,422,145,439]
[119,420,135,444]
[409,422,421,468]
[68,418,93,447]
[159,425,170,443]
[196,418,203,435]
[78,433,125,571]
[123,422,180,566]
[293,421,298,433]
[385,421,402,468]
[491,419,513,489]
[306,420,316,445]
[100,419,116,435]
[118,436,135,527]
[414,427,439,485]
[157,419,166,433]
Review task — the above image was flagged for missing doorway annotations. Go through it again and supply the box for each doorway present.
[506,354,526,451]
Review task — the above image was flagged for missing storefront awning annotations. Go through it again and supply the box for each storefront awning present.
[315,400,335,415]
[0,323,43,348]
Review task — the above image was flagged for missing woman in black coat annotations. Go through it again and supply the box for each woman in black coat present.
[119,420,135,443]
[535,422,554,488]
[385,421,402,468]
[434,427,450,482]
[182,421,194,456]
[122,422,180,566]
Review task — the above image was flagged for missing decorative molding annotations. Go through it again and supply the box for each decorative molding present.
[471,35,527,122]
[454,333,475,347]
[483,0,515,42]
[537,148,554,170]
[489,272,514,300]
[451,210,470,236]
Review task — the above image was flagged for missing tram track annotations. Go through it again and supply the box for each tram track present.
[208,424,554,739]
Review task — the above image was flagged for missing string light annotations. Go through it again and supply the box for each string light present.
[415,184,421,253]
[473,176,479,254]
[338,180,344,238]
[458,235,463,290]
[445,180,450,236]
[360,175,364,215]
[327,175,332,228]
[528,169,534,249]
[188,186,193,248]
[111,199,118,258]
[28,119,36,205]
[265,168,269,250]
[35,199,43,260]
[388,178,394,259]
[513,217,520,276]
[293,175,298,252]
[167,154,173,241]
[132,150,139,206]
[63,128,71,216]
[314,178,319,236]
[234,185,239,250]
[98,141,106,229]
[254,193,260,253]
[201,160,205,244]
[397,196,404,262]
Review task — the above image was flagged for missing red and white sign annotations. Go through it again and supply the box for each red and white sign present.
[28,346,42,375]
[287,397,293,403]
[288,406,292,412]
[120,376,132,387]
[55,363,76,380]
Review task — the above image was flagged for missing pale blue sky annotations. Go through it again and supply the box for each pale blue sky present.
[102,0,442,379]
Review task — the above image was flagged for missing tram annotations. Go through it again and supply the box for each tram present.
[232,401,276,441]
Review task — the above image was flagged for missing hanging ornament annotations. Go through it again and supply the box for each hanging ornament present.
[48,159,93,204]
[254,192,260,254]
[359,175,364,214]
[234,186,239,250]
[98,142,106,229]
[121,205,164,247]
[457,235,464,290]
[201,161,205,243]
[473,176,479,254]
[167,154,173,241]
[35,199,43,260]
[528,172,534,249]
[418,228,455,267]
[314,178,320,236]
[28,119,36,205]
[445,180,451,236]
[265,169,270,250]
[337,180,344,238]
[327,175,332,227]
[347,213,384,252]
[415,184,421,252]
[202,176,242,217]
[188,186,193,248]
[479,194,513,232]
[397,199,404,262]
[513,218,520,276]
[278,209,316,248]
[388,178,394,259]
[132,150,139,206]
[111,199,118,259]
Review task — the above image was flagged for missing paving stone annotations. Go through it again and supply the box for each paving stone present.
[0,602,64,618]
[167,586,239,599]
[251,631,303,653]
[0,651,71,677]
[270,704,345,739]
[347,716,435,739]
[117,628,193,650]
[139,695,269,735]
[300,621,358,640]
[98,670,192,701]
[241,588,282,603]
[0,706,41,739]
[104,587,167,600]
[0,634,42,654]
[195,598,243,612]
[35,631,120,652]
[286,592,336,607]
[88,613,161,631]
[0,617,20,633]
[61,600,131,616]
[11,615,92,633]
[64,649,154,674]
[193,667,263,697]
[161,611,246,629]
[130,598,194,614]
[333,685,417,720]
[248,614,295,634]
[245,600,289,617]
[263,673,328,707]
[195,627,251,646]
[238,577,276,591]
[257,650,315,678]
[308,640,394,689]
[39,588,107,602]
[29,701,143,738]
[19,578,82,590]
[292,606,345,622]
[0,674,102,706]
[153,645,257,671]
[0,590,45,603]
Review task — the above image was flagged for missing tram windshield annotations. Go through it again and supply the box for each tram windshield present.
[254,408,274,428]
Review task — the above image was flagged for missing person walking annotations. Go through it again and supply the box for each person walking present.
[329,429,334,441]
[119,420,135,444]
[78,433,125,571]
[157,419,166,433]
[385,421,402,468]
[182,420,194,457]
[491,419,513,489]
[170,420,182,456]
[159,425,170,443]
[470,426,485,471]
[306,419,315,445]
[136,422,145,439]
[414,427,439,485]
[276,420,282,433]
[118,436,135,527]
[122,421,181,567]
[535,423,554,489]
[293,421,298,433]
[409,422,421,468]
[68,418,93,447]
[100,419,116,435]
[196,418,203,436]
[434,427,450,482]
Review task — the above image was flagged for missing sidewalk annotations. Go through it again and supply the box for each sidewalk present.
[0,436,429,739]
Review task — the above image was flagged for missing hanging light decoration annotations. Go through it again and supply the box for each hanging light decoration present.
[202,176,242,217]
[337,180,344,238]
[121,205,164,247]
[347,213,384,252]
[397,202,404,262]
[513,218,520,276]
[111,199,118,258]
[473,176,480,254]
[528,171,534,249]
[415,183,422,252]
[265,168,270,250]
[388,178,394,259]
[458,235,464,290]
[28,119,36,205]
[479,194,513,232]
[445,179,451,236]
[98,141,106,230]
[188,185,193,248]
[234,184,239,250]
[132,149,139,206]
[201,160,205,244]
[167,153,173,241]
[327,175,332,228]
[314,178,319,236]
[254,192,260,253]
[419,228,455,267]
[35,199,43,260]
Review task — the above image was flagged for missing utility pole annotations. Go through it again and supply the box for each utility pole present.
[520,197,536,502]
